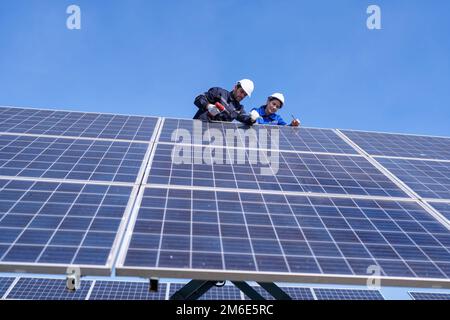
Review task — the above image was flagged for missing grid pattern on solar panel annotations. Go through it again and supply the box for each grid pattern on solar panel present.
[89,281,166,300]
[0,179,132,266]
[160,118,358,154]
[169,283,242,300]
[5,278,91,300]
[0,135,148,183]
[377,158,450,200]
[242,285,314,300]
[0,277,15,298]
[313,288,384,300]
[340,130,450,160]
[122,187,450,280]
[280,287,315,300]
[0,107,158,141]
[409,292,450,300]
[148,144,407,197]
[428,202,450,222]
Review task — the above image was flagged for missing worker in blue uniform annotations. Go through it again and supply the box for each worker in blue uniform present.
[193,79,258,125]
[250,93,300,127]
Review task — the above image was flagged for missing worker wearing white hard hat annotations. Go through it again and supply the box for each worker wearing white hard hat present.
[249,93,301,126]
[193,79,257,125]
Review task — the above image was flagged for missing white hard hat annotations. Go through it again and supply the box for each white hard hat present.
[237,79,254,97]
[269,92,285,106]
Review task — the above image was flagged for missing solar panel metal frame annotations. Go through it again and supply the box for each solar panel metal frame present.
[115,186,450,289]
[0,108,162,277]
[0,183,140,276]
[337,129,450,161]
[0,106,161,143]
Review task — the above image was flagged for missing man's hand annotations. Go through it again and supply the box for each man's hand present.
[207,103,225,117]
[290,118,301,127]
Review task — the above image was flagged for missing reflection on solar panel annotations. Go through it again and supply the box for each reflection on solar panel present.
[377,158,450,200]
[0,277,15,298]
[90,281,167,300]
[428,202,450,221]
[340,130,450,160]
[148,144,406,197]
[0,135,149,183]
[314,288,384,300]
[161,118,358,154]
[0,107,158,141]
[0,179,133,273]
[6,278,91,300]
[118,187,450,282]
[409,291,450,300]
[169,283,242,300]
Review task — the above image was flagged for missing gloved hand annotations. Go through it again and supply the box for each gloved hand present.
[207,102,225,117]
[250,109,261,122]
[290,118,301,127]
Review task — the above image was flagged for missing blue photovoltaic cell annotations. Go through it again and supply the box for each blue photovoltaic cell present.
[281,287,315,300]
[5,278,92,300]
[169,283,242,300]
[243,286,314,300]
[0,134,148,183]
[313,288,384,300]
[89,281,167,300]
[377,158,450,200]
[160,118,358,154]
[409,291,450,300]
[0,277,15,298]
[148,144,407,198]
[0,106,158,141]
[428,202,450,222]
[0,179,132,268]
[341,130,450,160]
[121,187,450,281]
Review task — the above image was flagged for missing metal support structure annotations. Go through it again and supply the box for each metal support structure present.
[170,280,217,300]
[169,279,292,300]
[258,282,292,300]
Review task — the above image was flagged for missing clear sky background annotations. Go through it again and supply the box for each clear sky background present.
[0,0,449,137]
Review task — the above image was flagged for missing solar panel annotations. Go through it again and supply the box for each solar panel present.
[161,118,358,154]
[0,179,135,274]
[242,285,314,300]
[313,288,384,300]
[116,186,450,285]
[377,158,450,200]
[89,280,167,300]
[0,277,15,298]
[147,144,407,198]
[5,277,92,300]
[169,282,243,300]
[0,106,158,142]
[0,135,149,183]
[409,291,450,300]
[340,130,450,160]
[427,202,450,222]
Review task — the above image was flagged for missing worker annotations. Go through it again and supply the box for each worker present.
[193,79,258,125]
[250,93,301,126]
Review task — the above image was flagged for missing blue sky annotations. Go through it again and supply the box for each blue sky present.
[1,0,449,137]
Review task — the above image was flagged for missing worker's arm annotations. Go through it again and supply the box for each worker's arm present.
[194,87,223,111]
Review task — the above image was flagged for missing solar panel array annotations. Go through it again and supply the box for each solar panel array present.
[2,106,450,294]
[1,276,388,300]
[409,291,450,300]
[117,118,450,288]
[0,107,158,275]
